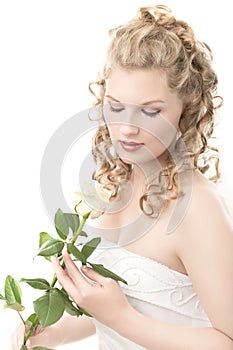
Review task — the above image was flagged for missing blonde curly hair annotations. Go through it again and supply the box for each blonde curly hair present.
[89,4,222,218]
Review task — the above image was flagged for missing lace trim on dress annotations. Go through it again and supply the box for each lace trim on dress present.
[90,246,211,322]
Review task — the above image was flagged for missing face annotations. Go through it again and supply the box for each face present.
[103,68,183,168]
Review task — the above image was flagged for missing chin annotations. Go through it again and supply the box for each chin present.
[117,149,165,169]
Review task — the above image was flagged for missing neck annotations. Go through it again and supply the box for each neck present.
[129,157,164,189]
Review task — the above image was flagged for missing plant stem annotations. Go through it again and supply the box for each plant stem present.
[22,256,66,344]
[50,260,65,288]
[70,213,90,244]
[23,314,39,344]
[21,213,90,346]
[18,311,25,325]
[50,213,89,289]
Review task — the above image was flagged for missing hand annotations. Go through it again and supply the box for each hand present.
[25,325,54,350]
[9,322,25,350]
[52,251,131,328]
[9,322,41,350]
[9,322,57,350]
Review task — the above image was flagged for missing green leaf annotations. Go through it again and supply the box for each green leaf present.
[20,346,27,350]
[54,208,69,240]
[38,239,64,257]
[0,293,5,300]
[64,213,80,234]
[89,263,128,285]
[4,275,22,305]
[81,237,101,259]
[33,289,65,328]
[39,232,54,261]
[20,278,50,290]
[80,231,88,237]
[78,307,93,317]
[67,243,87,265]
[39,232,53,248]
[25,313,39,328]
[58,289,82,317]
[64,302,82,317]
[4,302,25,312]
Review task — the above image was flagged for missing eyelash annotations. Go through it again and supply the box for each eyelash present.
[141,108,160,118]
[110,106,124,113]
[109,105,160,118]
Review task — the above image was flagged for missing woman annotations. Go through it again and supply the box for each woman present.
[11,4,233,349]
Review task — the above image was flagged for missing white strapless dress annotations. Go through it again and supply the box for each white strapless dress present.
[89,244,212,350]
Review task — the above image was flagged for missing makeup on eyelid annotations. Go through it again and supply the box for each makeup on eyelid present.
[108,103,161,118]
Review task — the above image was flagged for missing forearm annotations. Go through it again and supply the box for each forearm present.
[52,314,96,345]
[27,314,96,348]
[112,307,233,350]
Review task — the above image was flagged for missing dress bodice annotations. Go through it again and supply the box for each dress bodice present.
[90,245,212,350]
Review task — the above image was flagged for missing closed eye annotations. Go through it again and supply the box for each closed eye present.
[110,105,125,113]
[108,102,160,117]
[109,102,125,113]
[141,108,160,117]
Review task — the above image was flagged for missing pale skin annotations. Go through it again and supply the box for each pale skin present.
[10,68,233,349]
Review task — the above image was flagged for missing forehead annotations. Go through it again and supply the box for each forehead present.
[105,68,170,103]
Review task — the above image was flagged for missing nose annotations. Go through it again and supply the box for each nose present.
[120,123,139,136]
[119,106,140,136]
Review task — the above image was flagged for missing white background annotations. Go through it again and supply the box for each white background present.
[0,1,232,349]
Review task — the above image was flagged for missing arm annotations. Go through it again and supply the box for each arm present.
[10,314,96,349]
[30,314,96,347]
[112,308,233,350]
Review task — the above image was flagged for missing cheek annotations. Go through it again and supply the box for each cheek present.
[144,117,178,148]
[170,114,181,130]
[144,134,166,155]
[168,105,182,129]
[106,124,119,139]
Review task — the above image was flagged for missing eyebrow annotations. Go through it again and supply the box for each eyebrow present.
[105,94,165,105]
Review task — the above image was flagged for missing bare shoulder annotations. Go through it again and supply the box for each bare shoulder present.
[180,169,232,231]
[175,169,233,254]
[175,170,233,340]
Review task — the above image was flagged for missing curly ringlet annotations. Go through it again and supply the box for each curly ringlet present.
[88,4,222,218]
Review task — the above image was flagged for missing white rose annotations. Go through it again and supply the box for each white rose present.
[94,181,112,202]
[73,181,111,219]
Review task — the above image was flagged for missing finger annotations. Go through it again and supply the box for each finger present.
[51,255,74,288]
[81,266,111,286]
[26,327,48,349]
[62,251,91,288]
[26,335,41,348]
[51,255,81,302]
[31,324,43,336]
[52,253,92,305]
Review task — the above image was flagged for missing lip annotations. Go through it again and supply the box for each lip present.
[119,140,144,152]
